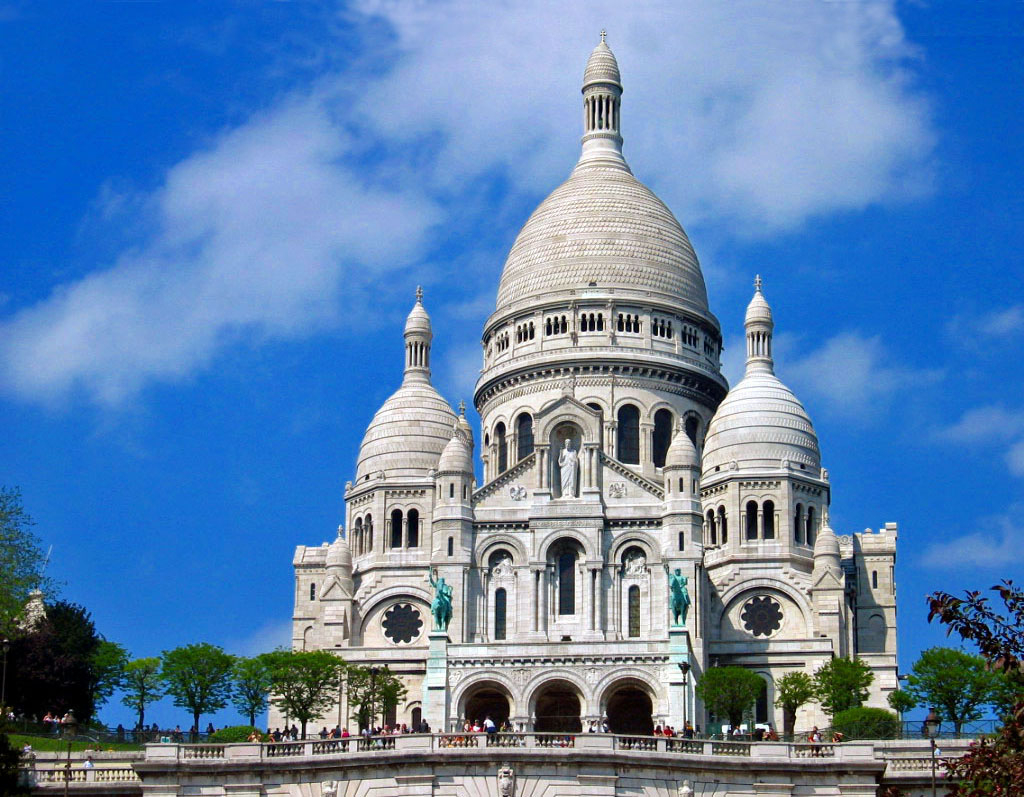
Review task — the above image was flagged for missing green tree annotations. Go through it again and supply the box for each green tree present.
[121,658,163,729]
[813,657,873,717]
[0,731,31,796]
[0,487,55,636]
[906,647,1003,734]
[833,707,900,740]
[8,601,103,721]
[160,643,235,734]
[90,640,128,712]
[928,580,1024,796]
[887,688,917,717]
[232,656,274,728]
[264,650,346,738]
[775,671,815,740]
[695,666,764,729]
[347,665,408,730]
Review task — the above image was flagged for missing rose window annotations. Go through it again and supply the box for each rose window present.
[741,596,783,637]
[382,603,423,644]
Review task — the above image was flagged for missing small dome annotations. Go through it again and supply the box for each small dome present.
[814,512,841,561]
[437,428,473,474]
[665,427,699,469]
[405,288,431,336]
[355,382,457,482]
[326,528,352,570]
[702,371,820,476]
[457,404,474,449]
[583,38,621,88]
[745,277,773,326]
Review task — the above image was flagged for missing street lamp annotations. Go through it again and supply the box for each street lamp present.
[62,710,78,797]
[1,638,9,713]
[923,709,941,797]
[369,667,379,732]
[677,662,691,730]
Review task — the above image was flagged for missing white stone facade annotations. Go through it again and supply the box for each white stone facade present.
[283,37,899,738]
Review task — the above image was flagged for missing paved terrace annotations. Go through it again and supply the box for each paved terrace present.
[24,733,970,795]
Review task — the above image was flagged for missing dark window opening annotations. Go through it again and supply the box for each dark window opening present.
[746,501,759,541]
[494,588,507,640]
[628,585,641,637]
[616,404,640,464]
[496,422,507,473]
[407,509,419,548]
[763,500,775,539]
[652,408,673,468]
[558,550,576,615]
[390,509,403,548]
[516,413,534,460]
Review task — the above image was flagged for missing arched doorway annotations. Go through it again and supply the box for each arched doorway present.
[604,683,654,735]
[463,686,511,728]
[533,681,582,733]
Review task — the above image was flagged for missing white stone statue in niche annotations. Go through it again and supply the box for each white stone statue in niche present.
[492,555,514,578]
[558,439,579,498]
[624,550,646,576]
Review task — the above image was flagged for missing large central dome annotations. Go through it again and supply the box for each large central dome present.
[491,37,711,321]
[495,161,709,315]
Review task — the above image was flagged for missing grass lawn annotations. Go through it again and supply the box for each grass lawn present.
[8,733,143,753]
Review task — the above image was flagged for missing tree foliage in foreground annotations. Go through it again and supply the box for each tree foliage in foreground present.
[0,486,54,637]
[887,688,917,717]
[160,643,235,733]
[347,665,408,730]
[695,666,764,728]
[121,658,163,729]
[0,730,31,796]
[906,647,1005,734]
[264,650,347,738]
[833,706,900,740]
[775,671,815,740]
[232,656,273,728]
[813,657,873,717]
[928,580,1024,797]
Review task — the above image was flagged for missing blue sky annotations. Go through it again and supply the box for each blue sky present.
[1,1,1021,729]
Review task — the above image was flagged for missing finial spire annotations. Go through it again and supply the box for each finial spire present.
[580,33,624,168]
[415,285,423,303]
[744,274,775,375]
[458,399,466,416]
[754,274,762,292]
[600,29,607,43]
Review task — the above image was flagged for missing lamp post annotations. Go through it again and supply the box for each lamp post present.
[677,662,691,730]
[62,710,78,797]
[924,708,941,797]
[369,667,379,732]
[1,638,9,713]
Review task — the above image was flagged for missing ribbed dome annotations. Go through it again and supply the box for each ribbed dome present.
[701,371,820,476]
[326,528,353,570]
[494,162,710,314]
[437,428,473,474]
[745,278,773,325]
[665,427,699,469]
[583,39,621,88]
[355,382,457,482]
[405,288,431,335]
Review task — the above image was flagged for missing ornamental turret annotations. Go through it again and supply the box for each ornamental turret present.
[580,31,625,166]
[404,285,433,384]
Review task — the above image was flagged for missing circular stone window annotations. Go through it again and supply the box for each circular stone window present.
[741,596,783,637]
[382,603,423,644]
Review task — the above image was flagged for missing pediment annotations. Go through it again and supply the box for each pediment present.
[320,575,352,600]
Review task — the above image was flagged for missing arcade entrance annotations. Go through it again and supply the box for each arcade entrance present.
[533,682,582,733]
[604,683,654,735]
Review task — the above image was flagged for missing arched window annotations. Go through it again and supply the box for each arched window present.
[763,500,775,539]
[806,506,816,546]
[678,531,685,551]
[411,707,422,731]
[707,509,717,545]
[447,536,454,556]
[516,413,534,460]
[628,585,641,638]
[652,408,673,467]
[872,570,878,589]
[390,509,403,549]
[495,422,507,473]
[463,484,467,499]
[353,518,363,556]
[557,548,577,616]
[685,415,699,448]
[407,509,419,548]
[794,504,804,544]
[365,514,373,552]
[494,588,507,641]
[309,582,316,601]
[746,501,759,540]
[617,404,640,464]
[449,483,454,498]
[718,507,728,544]
[587,402,603,417]
[755,677,770,724]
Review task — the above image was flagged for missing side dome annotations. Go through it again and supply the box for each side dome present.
[437,427,473,474]
[665,423,699,469]
[355,383,457,482]
[583,36,621,88]
[354,291,457,482]
[702,279,820,476]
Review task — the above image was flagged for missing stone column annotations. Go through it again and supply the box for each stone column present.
[667,628,691,731]
[422,630,450,733]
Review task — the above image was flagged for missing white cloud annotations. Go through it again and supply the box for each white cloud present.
[224,618,294,657]
[440,341,484,404]
[1006,439,1024,477]
[938,405,1024,443]
[780,331,941,418]
[920,511,1024,570]
[0,1,936,407]
[948,304,1024,342]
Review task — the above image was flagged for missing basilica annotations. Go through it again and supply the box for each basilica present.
[286,36,899,737]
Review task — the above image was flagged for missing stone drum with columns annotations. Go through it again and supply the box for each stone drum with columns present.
[284,35,899,739]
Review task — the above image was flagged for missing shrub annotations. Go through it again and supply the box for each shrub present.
[208,725,262,743]
[833,707,900,740]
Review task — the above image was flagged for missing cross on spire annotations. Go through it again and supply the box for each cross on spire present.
[415,285,423,303]
[600,29,607,43]
[458,399,466,416]
[754,274,762,292]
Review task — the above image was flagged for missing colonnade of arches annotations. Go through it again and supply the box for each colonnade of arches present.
[457,677,656,735]
[705,502,819,547]
[351,507,424,557]
[485,406,701,480]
